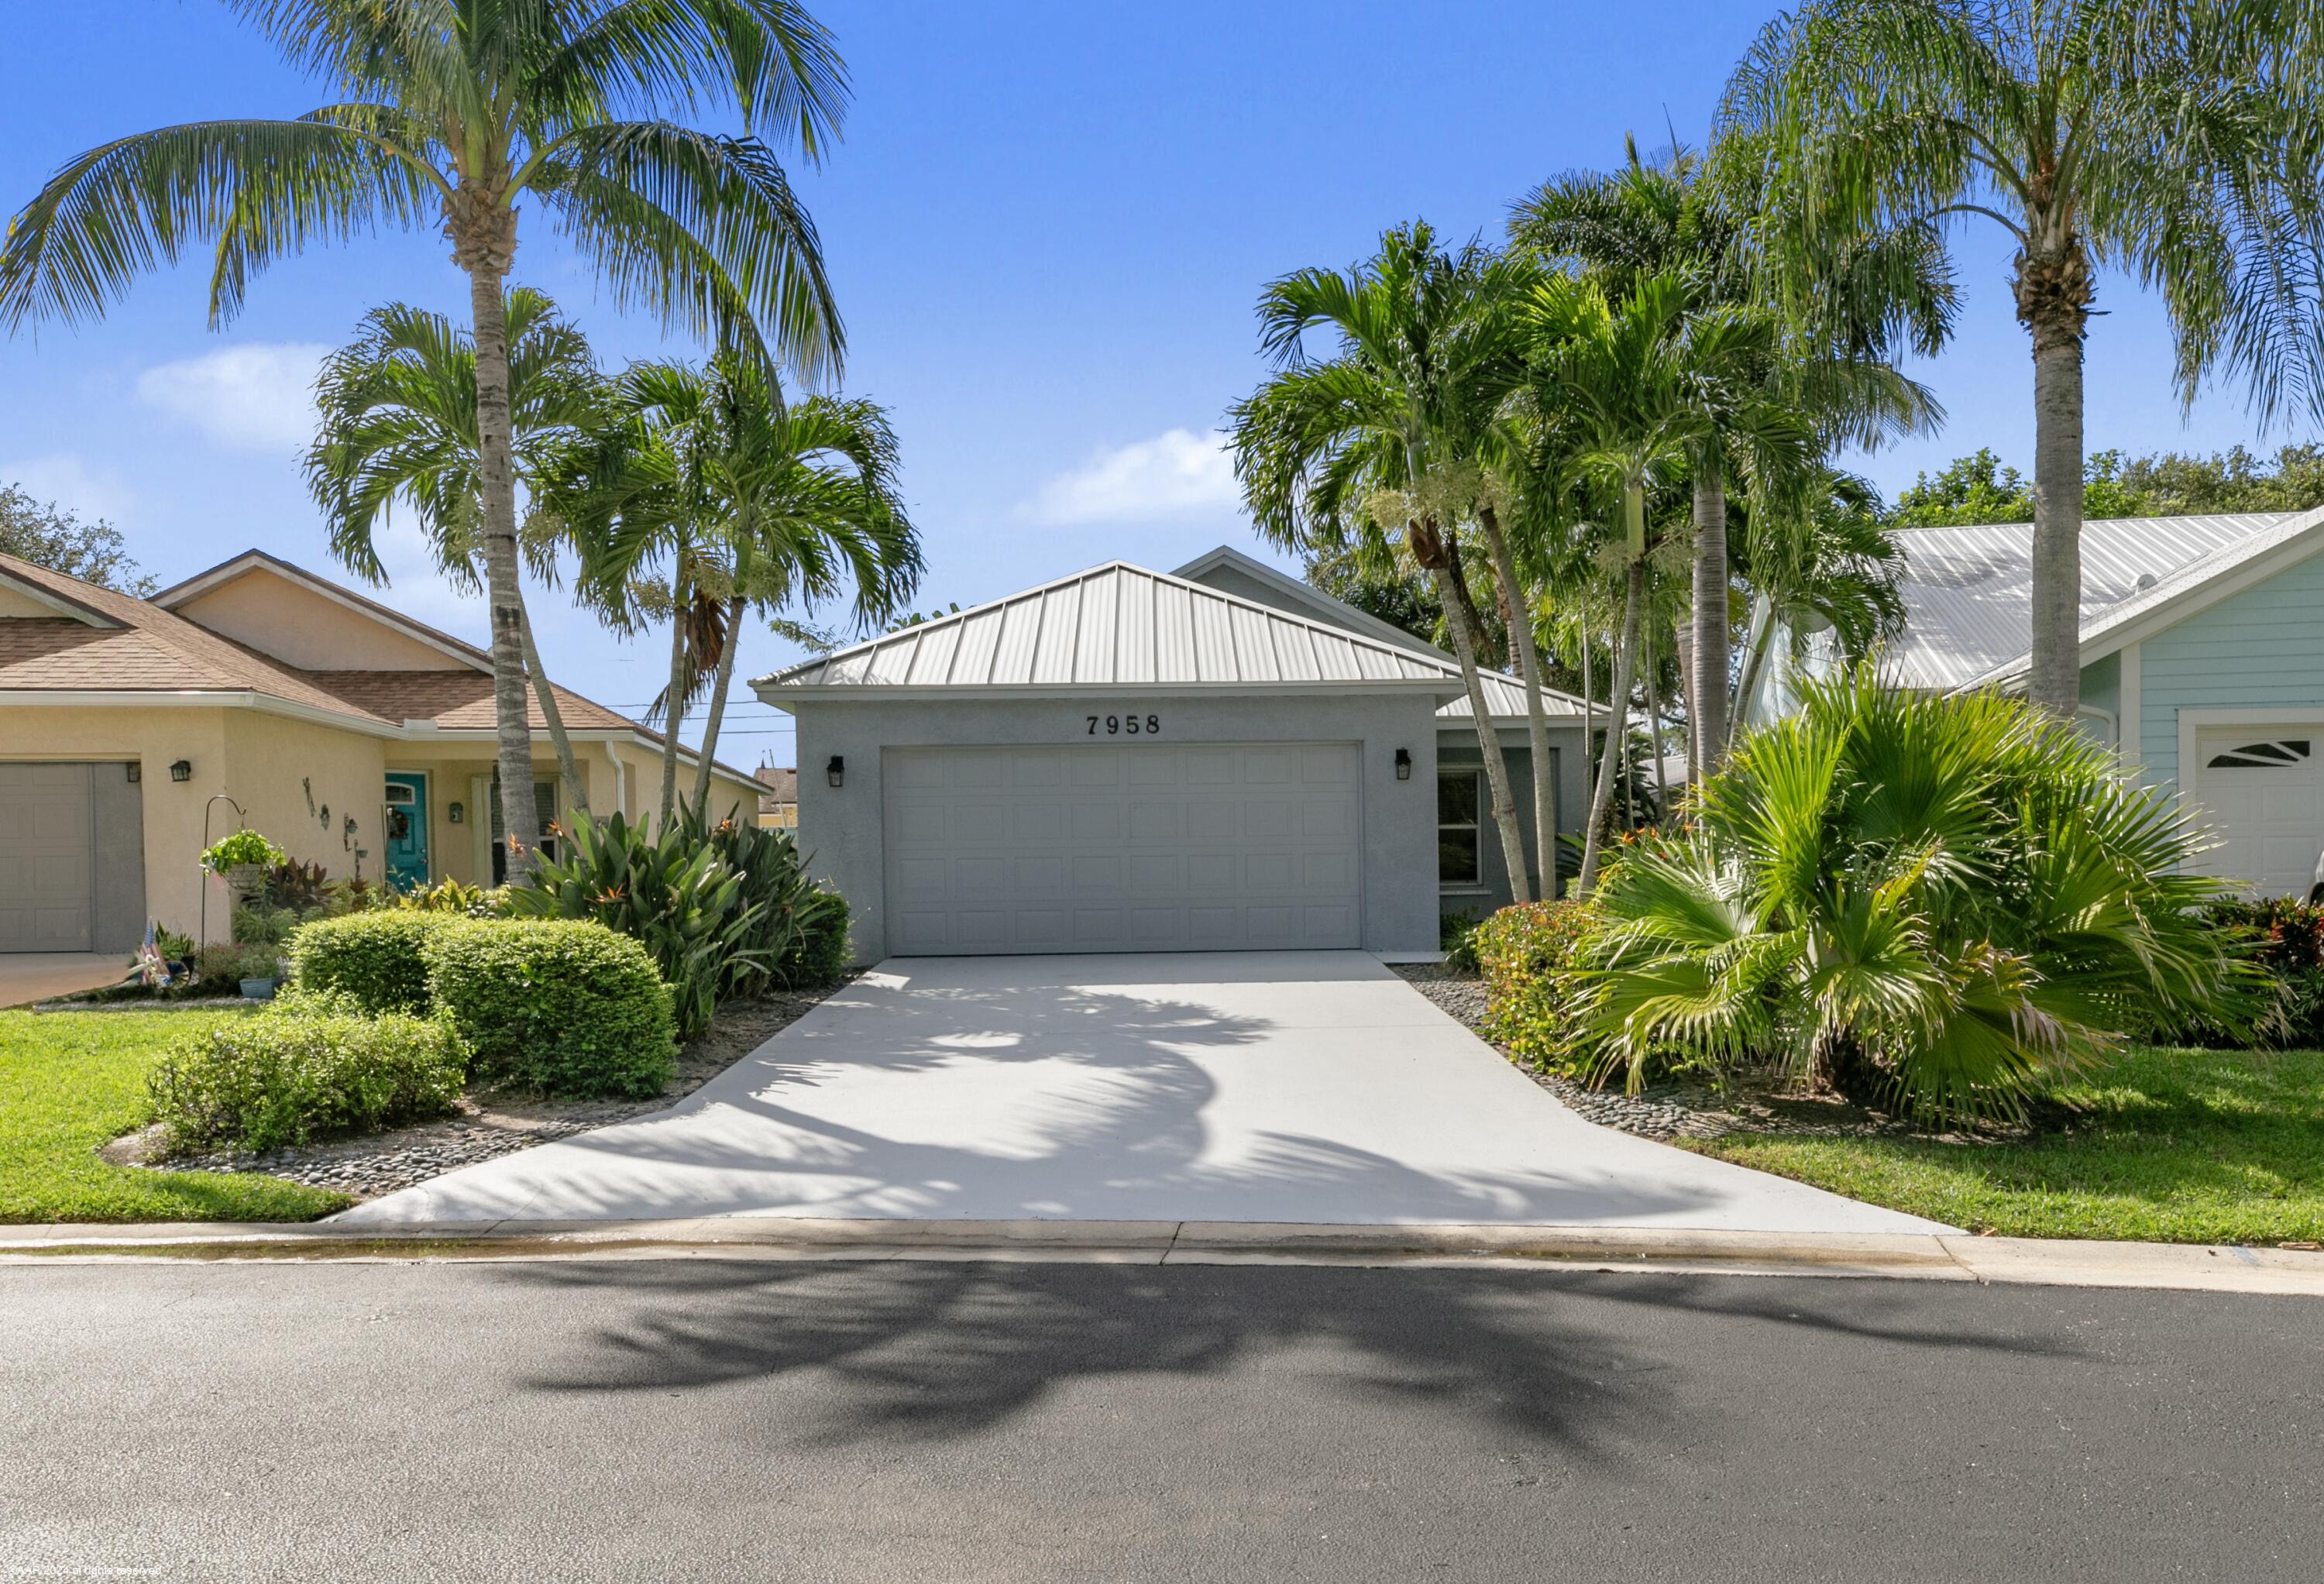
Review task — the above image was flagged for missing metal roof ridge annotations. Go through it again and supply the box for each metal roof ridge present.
[751,555,1470,689]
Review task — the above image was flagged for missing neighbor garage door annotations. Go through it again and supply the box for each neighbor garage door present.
[884,742,1362,954]
[0,762,96,951]
[2191,730,2324,898]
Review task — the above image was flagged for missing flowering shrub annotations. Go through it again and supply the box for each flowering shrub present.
[1473,899,1600,1075]
[2167,897,2324,1050]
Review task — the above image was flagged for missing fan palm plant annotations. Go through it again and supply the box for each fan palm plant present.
[1581,668,2250,1125]
[1,0,848,868]
[552,353,920,825]
[1229,224,1546,899]
[304,287,603,813]
[1721,0,2324,717]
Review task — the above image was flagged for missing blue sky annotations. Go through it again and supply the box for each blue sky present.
[2,0,2312,766]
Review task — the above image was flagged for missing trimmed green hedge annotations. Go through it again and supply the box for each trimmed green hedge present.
[149,1008,466,1153]
[425,919,676,1098]
[1473,900,1599,1075]
[284,911,458,1014]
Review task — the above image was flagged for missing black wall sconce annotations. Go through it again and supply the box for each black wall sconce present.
[826,754,845,789]
[1394,748,1412,781]
[168,759,192,783]
[447,800,465,825]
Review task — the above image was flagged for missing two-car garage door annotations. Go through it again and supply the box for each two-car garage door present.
[0,762,96,952]
[884,742,1361,954]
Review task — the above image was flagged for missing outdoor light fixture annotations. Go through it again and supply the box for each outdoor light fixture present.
[827,754,845,789]
[125,762,141,783]
[447,801,464,825]
[168,759,192,783]
[1394,748,1411,781]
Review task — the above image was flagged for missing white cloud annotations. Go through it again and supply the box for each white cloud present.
[0,452,139,524]
[135,342,330,452]
[1019,427,1241,526]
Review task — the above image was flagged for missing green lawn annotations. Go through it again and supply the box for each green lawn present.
[1686,1044,2324,1245]
[0,1010,347,1223]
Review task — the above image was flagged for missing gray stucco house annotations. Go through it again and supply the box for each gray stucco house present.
[755,545,1589,963]
[1741,505,2324,899]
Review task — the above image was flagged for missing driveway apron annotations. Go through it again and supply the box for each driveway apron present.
[332,952,1948,1233]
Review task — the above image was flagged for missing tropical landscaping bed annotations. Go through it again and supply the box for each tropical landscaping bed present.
[4,806,852,1224]
[1405,965,2324,1246]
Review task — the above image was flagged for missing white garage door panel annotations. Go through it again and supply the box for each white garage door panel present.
[0,762,96,952]
[885,743,1362,954]
[2192,731,2324,897]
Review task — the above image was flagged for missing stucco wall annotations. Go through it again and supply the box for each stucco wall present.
[170,569,468,671]
[222,711,389,929]
[2135,549,2324,792]
[0,704,228,944]
[790,692,1447,963]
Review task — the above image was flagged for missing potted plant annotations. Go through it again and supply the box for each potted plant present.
[238,950,282,1001]
[199,829,287,898]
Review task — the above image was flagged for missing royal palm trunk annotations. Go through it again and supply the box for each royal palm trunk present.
[517,598,586,816]
[1690,447,1731,773]
[459,222,540,878]
[2027,334,2085,716]
[1479,505,1559,892]
[693,594,746,818]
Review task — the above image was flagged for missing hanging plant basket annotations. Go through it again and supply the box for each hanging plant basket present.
[200,828,286,898]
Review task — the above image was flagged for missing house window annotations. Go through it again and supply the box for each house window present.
[488,775,559,884]
[2207,739,2313,769]
[1439,770,1481,885]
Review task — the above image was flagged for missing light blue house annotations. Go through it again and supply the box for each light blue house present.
[1741,507,2324,897]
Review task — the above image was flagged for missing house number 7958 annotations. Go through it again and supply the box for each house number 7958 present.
[1088,713,1161,736]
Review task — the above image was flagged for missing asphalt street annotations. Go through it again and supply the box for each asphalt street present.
[3,1258,2319,1582]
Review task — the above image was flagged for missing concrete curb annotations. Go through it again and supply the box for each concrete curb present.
[4,1218,2323,1295]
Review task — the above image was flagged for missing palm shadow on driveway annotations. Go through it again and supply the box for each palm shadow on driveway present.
[500,1259,2091,1465]
[407,978,1733,1225]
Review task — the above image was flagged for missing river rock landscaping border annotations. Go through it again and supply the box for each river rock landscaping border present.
[1394,964,1949,1144]
[109,979,856,1201]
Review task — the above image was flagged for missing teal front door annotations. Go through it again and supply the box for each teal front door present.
[384,773,429,890]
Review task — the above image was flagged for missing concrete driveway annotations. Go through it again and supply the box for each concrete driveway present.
[1,952,126,1009]
[334,952,1948,1233]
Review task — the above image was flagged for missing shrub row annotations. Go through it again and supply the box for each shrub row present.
[281,912,676,1095]
[150,1002,467,1154]
[1472,900,1599,1075]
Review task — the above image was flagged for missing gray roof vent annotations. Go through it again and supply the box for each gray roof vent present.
[2134,571,2159,591]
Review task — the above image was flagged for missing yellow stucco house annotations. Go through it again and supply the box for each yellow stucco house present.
[0,548,761,951]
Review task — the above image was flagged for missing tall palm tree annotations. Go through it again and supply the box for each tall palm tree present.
[304,286,603,815]
[1722,0,2324,716]
[1229,224,1541,900]
[553,354,920,825]
[1526,266,1815,892]
[1514,134,1947,772]
[1,0,848,868]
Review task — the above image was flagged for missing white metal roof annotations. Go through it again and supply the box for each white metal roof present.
[1435,667,1590,722]
[1886,512,2304,691]
[755,559,1473,697]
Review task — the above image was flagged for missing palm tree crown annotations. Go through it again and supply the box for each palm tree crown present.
[1,0,852,869]
[1720,0,2324,716]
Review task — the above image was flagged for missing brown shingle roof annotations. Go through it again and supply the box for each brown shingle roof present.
[755,765,798,813]
[304,670,634,732]
[0,553,393,721]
